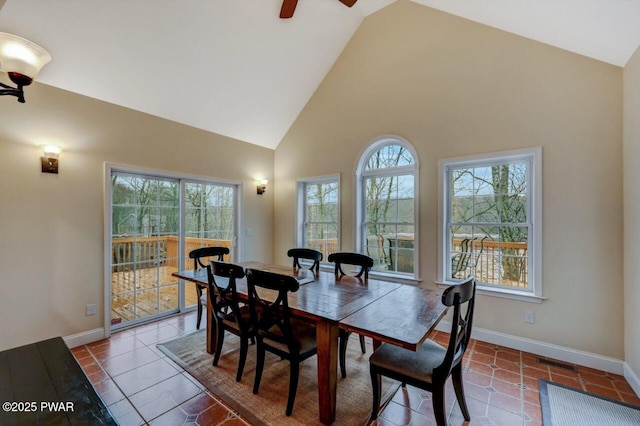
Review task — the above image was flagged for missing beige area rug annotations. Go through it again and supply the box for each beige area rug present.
[157,330,397,426]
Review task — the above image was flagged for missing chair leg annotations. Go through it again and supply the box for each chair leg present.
[253,343,265,394]
[212,322,225,366]
[359,334,366,354]
[236,335,249,382]
[369,367,381,420]
[452,363,470,420]
[196,287,203,330]
[286,360,300,416]
[339,330,349,378]
[432,384,447,426]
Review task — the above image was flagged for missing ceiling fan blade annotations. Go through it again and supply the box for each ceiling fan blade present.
[280,0,298,18]
[339,0,358,7]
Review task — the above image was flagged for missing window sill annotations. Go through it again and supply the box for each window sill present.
[435,280,545,303]
[317,265,421,286]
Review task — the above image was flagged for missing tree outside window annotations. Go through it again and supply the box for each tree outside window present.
[358,138,418,278]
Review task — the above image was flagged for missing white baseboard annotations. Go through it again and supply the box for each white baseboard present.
[63,328,106,348]
[436,321,625,375]
[624,362,640,396]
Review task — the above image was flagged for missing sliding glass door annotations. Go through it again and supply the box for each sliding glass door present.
[109,170,237,330]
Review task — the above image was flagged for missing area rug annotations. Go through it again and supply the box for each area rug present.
[157,331,397,426]
[539,379,640,425]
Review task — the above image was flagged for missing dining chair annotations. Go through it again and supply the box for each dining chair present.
[207,260,257,382]
[189,246,230,329]
[246,268,317,417]
[287,248,323,274]
[327,252,374,378]
[369,276,476,425]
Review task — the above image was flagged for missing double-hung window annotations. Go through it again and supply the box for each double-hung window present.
[296,175,340,262]
[356,136,419,281]
[438,147,542,301]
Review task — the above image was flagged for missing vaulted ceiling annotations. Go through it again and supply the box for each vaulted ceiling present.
[1,0,639,150]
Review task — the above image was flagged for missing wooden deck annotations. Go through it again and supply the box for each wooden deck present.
[111,265,200,325]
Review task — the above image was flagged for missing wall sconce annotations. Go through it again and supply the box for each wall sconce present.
[257,179,268,195]
[41,145,61,174]
[0,32,52,103]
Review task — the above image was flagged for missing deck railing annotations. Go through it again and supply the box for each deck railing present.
[111,235,528,288]
[111,235,234,279]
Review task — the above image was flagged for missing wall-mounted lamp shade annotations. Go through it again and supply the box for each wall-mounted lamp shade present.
[257,179,268,195]
[40,144,61,174]
[0,32,51,86]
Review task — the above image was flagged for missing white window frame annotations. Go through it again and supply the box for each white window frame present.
[355,135,420,284]
[437,147,543,302]
[296,174,341,265]
[104,162,243,336]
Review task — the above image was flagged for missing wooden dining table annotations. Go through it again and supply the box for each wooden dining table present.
[173,261,447,425]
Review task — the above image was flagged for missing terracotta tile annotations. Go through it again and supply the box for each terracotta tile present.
[135,324,182,345]
[148,405,189,426]
[523,388,540,407]
[467,359,495,377]
[468,351,495,365]
[524,400,542,423]
[91,335,147,361]
[112,358,180,396]
[619,391,640,406]
[612,378,636,395]
[548,372,583,389]
[463,381,491,404]
[464,369,493,387]
[491,377,522,399]
[102,346,160,376]
[108,398,145,426]
[87,368,110,384]
[488,390,522,414]
[584,383,622,400]
[80,361,104,376]
[486,403,525,425]
[218,417,250,426]
[492,367,521,384]
[523,366,550,381]
[195,403,236,426]
[179,392,220,415]
[94,378,126,405]
[129,374,202,421]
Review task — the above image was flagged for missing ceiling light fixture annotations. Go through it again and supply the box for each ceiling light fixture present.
[0,32,51,103]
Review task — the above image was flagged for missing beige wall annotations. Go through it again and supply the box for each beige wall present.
[624,46,640,378]
[274,2,624,358]
[0,81,274,351]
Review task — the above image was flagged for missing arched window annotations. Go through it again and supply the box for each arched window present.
[356,136,419,279]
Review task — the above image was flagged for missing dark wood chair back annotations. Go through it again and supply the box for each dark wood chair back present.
[437,276,476,377]
[246,268,317,416]
[207,260,256,382]
[188,246,230,330]
[246,268,300,349]
[287,248,322,274]
[327,252,374,280]
[207,261,253,332]
[189,246,229,270]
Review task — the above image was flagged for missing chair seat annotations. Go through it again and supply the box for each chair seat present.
[369,339,446,383]
[263,319,316,354]
[219,305,256,332]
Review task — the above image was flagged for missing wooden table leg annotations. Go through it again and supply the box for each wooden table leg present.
[316,321,338,425]
[206,290,214,354]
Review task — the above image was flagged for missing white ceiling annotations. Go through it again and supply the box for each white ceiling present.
[1,0,639,150]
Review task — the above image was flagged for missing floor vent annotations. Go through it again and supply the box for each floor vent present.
[536,357,577,372]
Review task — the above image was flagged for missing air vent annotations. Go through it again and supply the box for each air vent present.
[536,357,577,372]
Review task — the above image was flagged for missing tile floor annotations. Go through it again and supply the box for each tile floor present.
[71,311,640,425]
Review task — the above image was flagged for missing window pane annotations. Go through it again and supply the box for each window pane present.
[446,154,533,292]
[365,144,414,170]
[302,179,339,260]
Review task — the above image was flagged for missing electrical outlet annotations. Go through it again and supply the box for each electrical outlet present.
[524,310,535,324]
[86,304,96,316]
